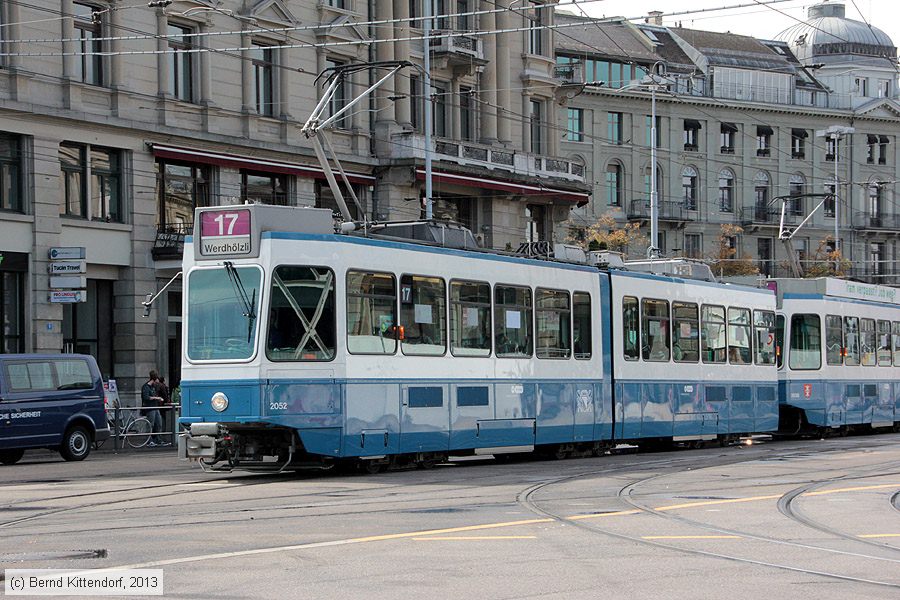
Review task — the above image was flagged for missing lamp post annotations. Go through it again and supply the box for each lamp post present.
[816,125,855,254]
[620,62,668,258]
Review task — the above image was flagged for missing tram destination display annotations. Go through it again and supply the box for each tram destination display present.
[199,209,252,256]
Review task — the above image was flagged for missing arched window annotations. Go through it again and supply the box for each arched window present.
[719,169,735,212]
[789,173,805,216]
[868,180,883,223]
[605,161,624,206]
[753,171,769,215]
[682,166,699,211]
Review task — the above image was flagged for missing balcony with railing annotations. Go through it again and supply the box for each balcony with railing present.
[430,30,486,66]
[739,204,802,227]
[389,133,586,184]
[851,212,900,231]
[152,222,192,260]
[627,199,694,222]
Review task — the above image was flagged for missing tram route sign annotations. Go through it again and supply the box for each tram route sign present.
[199,209,252,256]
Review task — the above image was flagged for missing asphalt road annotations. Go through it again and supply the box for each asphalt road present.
[2,435,900,599]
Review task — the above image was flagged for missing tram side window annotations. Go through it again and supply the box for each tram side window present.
[572,292,592,360]
[824,315,843,366]
[672,302,699,362]
[622,296,639,361]
[754,310,777,366]
[494,285,533,358]
[861,318,877,366]
[450,280,491,357]
[728,307,751,364]
[775,314,785,368]
[893,322,900,366]
[535,289,571,359]
[642,299,670,361]
[267,266,336,361]
[701,305,726,364]
[844,316,860,366]
[789,314,821,370]
[400,275,446,356]
[346,270,397,355]
[877,320,892,366]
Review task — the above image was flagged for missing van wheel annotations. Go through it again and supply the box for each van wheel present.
[0,449,25,465]
[60,426,92,461]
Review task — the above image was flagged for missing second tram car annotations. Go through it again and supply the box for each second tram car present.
[178,205,783,470]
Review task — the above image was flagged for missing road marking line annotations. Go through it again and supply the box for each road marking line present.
[569,509,640,521]
[642,535,741,540]
[412,536,537,541]
[654,495,782,511]
[804,484,899,496]
[859,534,900,538]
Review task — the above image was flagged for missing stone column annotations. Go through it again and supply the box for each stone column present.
[450,77,461,140]
[279,45,291,119]
[241,31,254,113]
[109,6,123,89]
[199,24,212,106]
[495,9,511,144]
[61,0,76,79]
[156,10,168,96]
[374,0,395,123]
[479,5,497,144]
[393,0,411,128]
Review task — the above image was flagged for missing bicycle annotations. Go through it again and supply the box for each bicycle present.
[94,405,153,449]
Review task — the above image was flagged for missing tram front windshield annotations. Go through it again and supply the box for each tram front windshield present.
[187,266,262,361]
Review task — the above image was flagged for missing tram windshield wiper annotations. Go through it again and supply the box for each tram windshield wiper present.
[223,261,257,343]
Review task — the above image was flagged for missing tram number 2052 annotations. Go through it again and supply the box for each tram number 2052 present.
[269,402,289,411]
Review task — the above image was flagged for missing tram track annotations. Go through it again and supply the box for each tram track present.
[516,449,900,589]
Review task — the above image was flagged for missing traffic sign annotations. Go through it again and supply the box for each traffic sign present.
[49,247,86,260]
[49,290,86,303]
[49,275,87,289]
[48,261,86,275]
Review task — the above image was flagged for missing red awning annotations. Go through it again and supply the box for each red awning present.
[415,168,589,206]
[149,144,376,185]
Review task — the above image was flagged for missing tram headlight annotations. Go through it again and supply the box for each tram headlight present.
[210,392,229,412]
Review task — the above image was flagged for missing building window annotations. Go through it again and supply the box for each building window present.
[457,0,472,31]
[250,41,275,116]
[459,86,475,141]
[718,168,735,212]
[643,164,663,202]
[0,253,26,353]
[410,75,422,131]
[758,237,773,276]
[855,77,868,97]
[527,2,544,55]
[59,143,122,222]
[607,112,622,145]
[327,0,346,7]
[756,125,772,157]
[791,128,807,158]
[684,233,701,259]
[870,241,885,276]
[167,23,194,102]
[325,58,348,129]
[753,171,769,215]
[720,122,737,153]
[525,204,547,242]
[868,182,883,221]
[432,82,448,137]
[828,136,839,162]
[73,2,104,86]
[879,79,891,98]
[606,162,622,206]
[432,0,449,30]
[158,161,210,232]
[878,135,889,165]
[316,180,365,221]
[241,170,289,206]
[683,119,701,151]
[682,166,698,211]
[529,100,543,154]
[566,108,584,142]
[824,182,835,218]
[788,174,805,216]
[0,133,23,213]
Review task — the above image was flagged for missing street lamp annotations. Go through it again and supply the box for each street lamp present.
[619,62,669,258]
[816,125,855,254]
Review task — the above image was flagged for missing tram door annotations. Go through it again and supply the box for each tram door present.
[400,384,450,453]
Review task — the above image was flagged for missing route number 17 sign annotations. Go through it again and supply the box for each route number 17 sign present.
[199,209,252,256]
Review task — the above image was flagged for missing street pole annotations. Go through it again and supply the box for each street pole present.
[423,0,434,221]
[650,83,658,258]
[833,133,839,254]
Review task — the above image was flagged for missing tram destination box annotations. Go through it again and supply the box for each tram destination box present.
[193,205,334,261]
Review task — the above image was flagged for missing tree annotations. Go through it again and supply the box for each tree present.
[802,236,851,278]
[708,224,758,277]
[566,212,647,257]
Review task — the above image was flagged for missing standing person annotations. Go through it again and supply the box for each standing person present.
[156,376,171,445]
[141,370,164,447]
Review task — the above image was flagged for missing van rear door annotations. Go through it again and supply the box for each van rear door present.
[0,360,58,449]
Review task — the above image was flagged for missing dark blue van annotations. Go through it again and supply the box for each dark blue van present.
[0,354,110,464]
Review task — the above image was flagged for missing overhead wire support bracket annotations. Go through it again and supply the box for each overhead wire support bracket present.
[774,192,836,278]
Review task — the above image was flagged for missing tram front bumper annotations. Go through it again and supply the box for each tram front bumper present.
[178,422,222,460]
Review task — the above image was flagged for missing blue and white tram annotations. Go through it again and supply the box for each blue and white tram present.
[773,278,900,434]
[178,204,777,470]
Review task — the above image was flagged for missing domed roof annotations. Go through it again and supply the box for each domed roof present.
[776,2,896,63]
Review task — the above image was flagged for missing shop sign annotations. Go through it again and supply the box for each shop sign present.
[49,247,86,260]
[49,275,87,289]
[50,290,87,303]
[48,261,87,275]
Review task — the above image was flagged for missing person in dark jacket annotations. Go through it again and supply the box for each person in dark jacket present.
[156,376,172,440]
[141,370,164,446]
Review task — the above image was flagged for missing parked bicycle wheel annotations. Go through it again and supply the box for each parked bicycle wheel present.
[126,417,152,449]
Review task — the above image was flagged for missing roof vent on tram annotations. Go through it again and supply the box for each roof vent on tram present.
[366,220,480,250]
